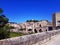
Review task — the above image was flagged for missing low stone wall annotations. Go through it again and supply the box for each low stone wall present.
[0,30,60,45]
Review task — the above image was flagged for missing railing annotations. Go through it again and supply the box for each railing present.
[0,30,60,45]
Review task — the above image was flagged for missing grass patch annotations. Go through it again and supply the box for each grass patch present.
[10,32,25,38]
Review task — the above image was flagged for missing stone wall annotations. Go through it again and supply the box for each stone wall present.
[0,30,60,45]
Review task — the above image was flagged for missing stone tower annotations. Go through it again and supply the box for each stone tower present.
[52,12,60,30]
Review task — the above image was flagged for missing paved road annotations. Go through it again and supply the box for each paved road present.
[42,34,60,45]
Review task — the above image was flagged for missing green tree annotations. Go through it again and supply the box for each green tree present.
[0,8,3,14]
[26,19,39,22]
[0,8,9,39]
[0,8,8,27]
[0,15,9,27]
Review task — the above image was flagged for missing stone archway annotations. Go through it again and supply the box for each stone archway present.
[34,29,37,33]
[39,29,42,32]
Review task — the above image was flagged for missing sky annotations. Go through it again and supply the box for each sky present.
[0,0,60,23]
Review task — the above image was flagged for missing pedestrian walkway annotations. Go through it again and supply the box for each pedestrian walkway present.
[42,34,60,45]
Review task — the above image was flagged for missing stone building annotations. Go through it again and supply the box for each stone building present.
[8,20,53,33]
[33,20,52,33]
[52,13,60,30]
[19,20,53,33]
[8,12,60,33]
[8,22,21,32]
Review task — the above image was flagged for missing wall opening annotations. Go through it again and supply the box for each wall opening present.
[34,29,37,33]
[56,26,60,29]
[48,26,53,31]
[39,29,42,32]
[39,24,41,27]
[28,29,32,31]
[46,29,47,31]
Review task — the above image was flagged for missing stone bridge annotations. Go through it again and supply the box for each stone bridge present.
[0,30,60,45]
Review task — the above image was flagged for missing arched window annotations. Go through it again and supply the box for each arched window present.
[34,29,37,33]
[39,29,42,32]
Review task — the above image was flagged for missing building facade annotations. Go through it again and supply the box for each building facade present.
[8,12,60,33]
[52,13,60,29]
[8,20,53,33]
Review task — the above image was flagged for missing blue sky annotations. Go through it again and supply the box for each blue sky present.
[0,0,60,23]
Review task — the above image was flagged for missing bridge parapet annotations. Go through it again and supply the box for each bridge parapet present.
[0,30,60,45]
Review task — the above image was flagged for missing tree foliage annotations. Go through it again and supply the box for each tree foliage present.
[0,15,9,27]
[0,8,9,39]
[26,19,39,22]
[0,8,3,13]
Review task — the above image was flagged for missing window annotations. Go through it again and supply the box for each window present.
[34,29,37,33]
[39,29,42,32]
[39,24,41,27]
